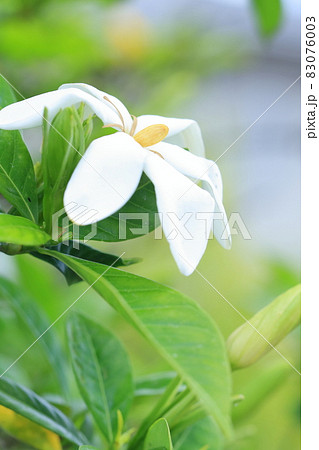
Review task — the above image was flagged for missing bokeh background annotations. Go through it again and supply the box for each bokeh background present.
[0,0,301,449]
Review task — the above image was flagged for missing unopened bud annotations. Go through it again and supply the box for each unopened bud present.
[227,284,301,369]
[42,105,93,233]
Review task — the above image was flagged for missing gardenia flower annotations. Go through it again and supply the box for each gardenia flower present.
[0,82,231,275]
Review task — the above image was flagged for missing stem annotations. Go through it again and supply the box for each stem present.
[127,375,181,450]
[164,390,195,427]
[170,405,207,435]
[162,386,190,413]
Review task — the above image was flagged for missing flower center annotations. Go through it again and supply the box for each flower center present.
[133,124,169,147]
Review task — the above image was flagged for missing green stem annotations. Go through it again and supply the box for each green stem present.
[170,405,207,435]
[127,375,181,450]
[163,390,195,426]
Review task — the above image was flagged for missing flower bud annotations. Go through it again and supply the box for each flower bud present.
[227,284,301,369]
[42,106,93,233]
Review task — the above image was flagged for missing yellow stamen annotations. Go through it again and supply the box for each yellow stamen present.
[134,124,169,147]
[149,149,164,159]
[130,115,138,136]
[103,96,125,129]
[102,123,124,131]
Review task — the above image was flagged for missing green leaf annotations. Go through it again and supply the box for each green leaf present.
[37,249,232,437]
[32,241,140,285]
[42,106,89,233]
[0,214,50,246]
[144,418,173,450]
[0,75,19,106]
[173,417,222,450]
[0,276,67,394]
[78,173,157,242]
[67,314,134,443]
[0,76,38,222]
[0,377,87,446]
[252,0,282,36]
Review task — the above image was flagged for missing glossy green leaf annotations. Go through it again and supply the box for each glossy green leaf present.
[0,377,87,446]
[252,0,282,36]
[173,417,222,450]
[0,276,67,394]
[0,75,19,106]
[67,314,134,443]
[78,173,157,242]
[32,241,140,285]
[0,77,38,222]
[144,418,173,450]
[38,249,232,437]
[0,214,50,245]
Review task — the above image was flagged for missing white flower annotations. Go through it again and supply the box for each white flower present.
[0,82,231,275]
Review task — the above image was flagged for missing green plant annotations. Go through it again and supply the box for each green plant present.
[0,76,300,450]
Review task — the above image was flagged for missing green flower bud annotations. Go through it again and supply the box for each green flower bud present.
[41,105,93,233]
[227,284,301,369]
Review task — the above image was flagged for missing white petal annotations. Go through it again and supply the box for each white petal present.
[21,127,43,162]
[151,142,232,249]
[144,153,215,276]
[64,133,146,225]
[0,88,119,130]
[211,204,232,250]
[136,115,205,157]
[59,83,133,133]
[151,141,223,198]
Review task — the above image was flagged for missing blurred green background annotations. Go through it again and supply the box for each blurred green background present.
[0,0,300,449]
